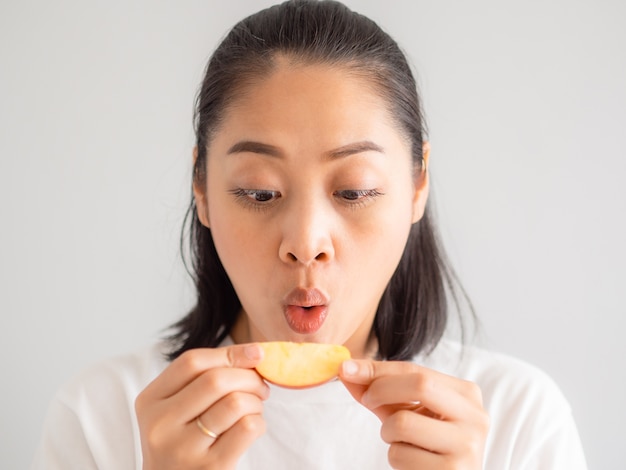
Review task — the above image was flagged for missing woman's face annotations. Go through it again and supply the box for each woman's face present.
[195,59,429,358]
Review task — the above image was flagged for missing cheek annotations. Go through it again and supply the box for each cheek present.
[207,202,284,309]
[343,197,413,276]
[206,192,250,270]
[367,218,411,269]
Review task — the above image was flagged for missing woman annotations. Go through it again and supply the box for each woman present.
[33,1,587,469]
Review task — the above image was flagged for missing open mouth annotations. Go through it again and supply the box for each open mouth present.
[283,304,328,334]
[282,287,330,334]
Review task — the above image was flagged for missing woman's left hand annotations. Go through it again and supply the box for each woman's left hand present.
[339,360,489,470]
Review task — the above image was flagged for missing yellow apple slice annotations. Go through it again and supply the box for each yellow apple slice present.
[255,342,351,388]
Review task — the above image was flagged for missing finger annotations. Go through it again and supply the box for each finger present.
[362,372,483,421]
[193,391,265,447]
[171,403,266,467]
[340,362,418,423]
[340,359,471,395]
[340,379,368,407]
[169,368,269,423]
[143,344,264,400]
[387,441,445,470]
[340,360,482,419]
[207,414,266,468]
[380,410,458,454]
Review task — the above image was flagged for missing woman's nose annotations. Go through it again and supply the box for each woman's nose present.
[278,199,335,266]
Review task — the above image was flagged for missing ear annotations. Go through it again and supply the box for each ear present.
[411,141,430,224]
[192,146,210,228]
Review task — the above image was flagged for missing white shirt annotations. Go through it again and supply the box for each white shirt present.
[32,339,587,469]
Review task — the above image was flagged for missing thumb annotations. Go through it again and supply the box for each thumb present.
[338,360,392,422]
[338,360,368,403]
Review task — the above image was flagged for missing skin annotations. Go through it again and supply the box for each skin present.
[201,58,426,356]
[135,59,488,470]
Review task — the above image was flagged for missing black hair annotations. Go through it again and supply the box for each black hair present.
[168,0,472,361]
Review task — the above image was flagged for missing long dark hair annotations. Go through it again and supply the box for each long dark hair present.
[168,0,472,361]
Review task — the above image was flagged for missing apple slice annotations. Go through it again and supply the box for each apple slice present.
[255,342,351,388]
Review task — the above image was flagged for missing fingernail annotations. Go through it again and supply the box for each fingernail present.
[245,344,262,361]
[342,360,359,376]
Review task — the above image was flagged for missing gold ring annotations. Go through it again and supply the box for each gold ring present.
[196,417,219,439]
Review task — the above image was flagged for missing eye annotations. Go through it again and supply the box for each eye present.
[229,188,281,209]
[333,189,384,206]
[246,189,278,202]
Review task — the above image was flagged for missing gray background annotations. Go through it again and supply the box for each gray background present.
[1,0,624,468]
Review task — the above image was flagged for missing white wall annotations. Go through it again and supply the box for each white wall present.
[1,1,624,468]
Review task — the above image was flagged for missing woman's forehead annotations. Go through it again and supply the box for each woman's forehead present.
[216,62,398,140]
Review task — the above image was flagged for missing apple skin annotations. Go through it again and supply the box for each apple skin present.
[255,342,351,389]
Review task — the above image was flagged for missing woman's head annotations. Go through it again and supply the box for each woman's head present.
[170,0,456,361]
[193,0,427,179]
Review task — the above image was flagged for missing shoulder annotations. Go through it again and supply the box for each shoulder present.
[418,340,588,469]
[33,341,171,469]
[419,339,574,427]
[420,339,568,410]
[55,341,169,409]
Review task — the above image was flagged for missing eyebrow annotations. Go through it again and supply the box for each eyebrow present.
[326,141,385,159]
[226,140,385,159]
[227,141,283,157]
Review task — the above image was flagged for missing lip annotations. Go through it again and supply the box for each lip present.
[283,287,329,307]
[283,287,329,334]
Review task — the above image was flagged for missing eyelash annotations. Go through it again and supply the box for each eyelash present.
[229,188,384,211]
[229,188,282,211]
[333,189,384,208]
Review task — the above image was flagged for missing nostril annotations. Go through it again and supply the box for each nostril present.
[283,249,331,264]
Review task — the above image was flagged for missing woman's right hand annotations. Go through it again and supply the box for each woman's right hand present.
[135,343,270,470]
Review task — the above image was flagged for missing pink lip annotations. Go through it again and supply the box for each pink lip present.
[283,288,329,334]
